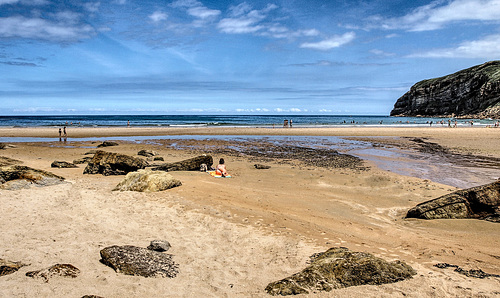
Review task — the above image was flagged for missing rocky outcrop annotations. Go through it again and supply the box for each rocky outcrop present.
[152,155,213,172]
[0,258,28,277]
[26,264,80,282]
[406,180,500,222]
[100,245,178,278]
[265,247,416,295]
[0,165,65,190]
[51,161,78,168]
[83,151,148,176]
[391,61,500,118]
[113,170,182,192]
[138,150,158,157]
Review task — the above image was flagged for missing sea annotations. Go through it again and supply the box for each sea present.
[0,114,497,128]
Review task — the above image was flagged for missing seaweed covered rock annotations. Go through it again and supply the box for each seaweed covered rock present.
[100,245,178,278]
[83,150,148,176]
[152,155,213,172]
[406,180,500,222]
[0,165,65,190]
[0,258,29,277]
[265,247,416,295]
[26,264,80,282]
[113,170,181,192]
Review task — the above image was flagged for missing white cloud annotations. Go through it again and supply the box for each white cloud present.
[0,0,48,5]
[410,33,500,58]
[0,16,94,41]
[217,3,277,34]
[0,0,18,5]
[149,11,168,23]
[300,32,355,51]
[379,0,500,31]
[84,2,100,13]
[187,6,220,19]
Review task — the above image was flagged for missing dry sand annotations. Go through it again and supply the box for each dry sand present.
[1,126,499,297]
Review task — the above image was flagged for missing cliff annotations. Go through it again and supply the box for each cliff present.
[391,61,500,118]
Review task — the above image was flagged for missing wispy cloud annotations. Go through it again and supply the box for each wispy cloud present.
[0,16,95,42]
[300,32,355,51]
[372,0,500,31]
[217,3,277,34]
[149,11,168,23]
[409,33,500,58]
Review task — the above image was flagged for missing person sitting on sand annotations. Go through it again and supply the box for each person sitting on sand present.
[216,158,229,177]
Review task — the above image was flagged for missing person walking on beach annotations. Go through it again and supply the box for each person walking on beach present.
[58,128,62,137]
[63,126,67,137]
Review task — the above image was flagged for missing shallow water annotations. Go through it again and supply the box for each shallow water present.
[1,135,497,188]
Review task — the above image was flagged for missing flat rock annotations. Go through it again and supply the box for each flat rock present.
[254,164,271,169]
[147,240,171,252]
[0,165,65,190]
[113,170,181,192]
[0,258,29,277]
[73,157,93,164]
[138,150,158,157]
[152,155,213,172]
[26,264,80,282]
[83,150,148,176]
[51,161,78,168]
[100,245,178,278]
[265,247,416,295]
[406,180,500,222]
[97,141,119,148]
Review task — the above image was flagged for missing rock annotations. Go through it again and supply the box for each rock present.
[254,164,271,169]
[84,150,97,155]
[100,245,178,278]
[83,150,148,176]
[434,263,500,279]
[0,165,65,190]
[113,170,181,192]
[51,161,78,168]
[97,141,119,148]
[152,155,213,172]
[26,264,80,282]
[0,143,4,149]
[138,150,158,157]
[265,247,416,295]
[73,157,93,164]
[82,296,105,298]
[0,156,22,167]
[0,258,29,277]
[391,61,500,118]
[406,180,500,222]
[147,240,171,252]
[154,156,164,161]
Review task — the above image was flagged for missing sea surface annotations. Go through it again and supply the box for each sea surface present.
[0,114,497,128]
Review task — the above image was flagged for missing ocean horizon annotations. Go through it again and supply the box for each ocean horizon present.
[0,114,496,128]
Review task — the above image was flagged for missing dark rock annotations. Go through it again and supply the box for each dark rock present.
[73,157,93,164]
[0,258,29,277]
[254,164,271,169]
[434,263,500,279]
[82,296,105,298]
[51,161,78,168]
[0,165,65,190]
[84,150,97,155]
[265,247,416,295]
[154,156,164,161]
[147,240,171,252]
[100,245,178,278]
[152,155,213,172]
[406,180,500,222]
[26,264,80,282]
[83,150,148,176]
[0,143,5,150]
[113,170,182,192]
[138,150,158,157]
[97,141,119,148]
[391,61,500,118]
[0,156,22,167]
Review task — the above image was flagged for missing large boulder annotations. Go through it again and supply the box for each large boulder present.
[406,180,500,222]
[0,165,65,190]
[265,247,416,296]
[113,170,182,192]
[100,245,178,278]
[152,155,213,172]
[83,150,148,176]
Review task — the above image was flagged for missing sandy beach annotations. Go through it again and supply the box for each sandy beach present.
[1,126,499,297]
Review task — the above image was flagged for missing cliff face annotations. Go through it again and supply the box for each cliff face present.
[391,61,500,118]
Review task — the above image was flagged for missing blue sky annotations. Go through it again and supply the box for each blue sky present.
[1,0,499,115]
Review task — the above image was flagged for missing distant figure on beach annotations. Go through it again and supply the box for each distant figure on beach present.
[289,119,293,128]
[127,120,130,127]
[216,158,229,177]
[283,119,288,128]
[429,121,433,127]
[58,128,62,137]
[63,126,67,137]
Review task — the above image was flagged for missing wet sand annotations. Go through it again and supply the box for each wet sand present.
[0,126,499,297]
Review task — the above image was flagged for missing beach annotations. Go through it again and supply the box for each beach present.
[1,126,499,297]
